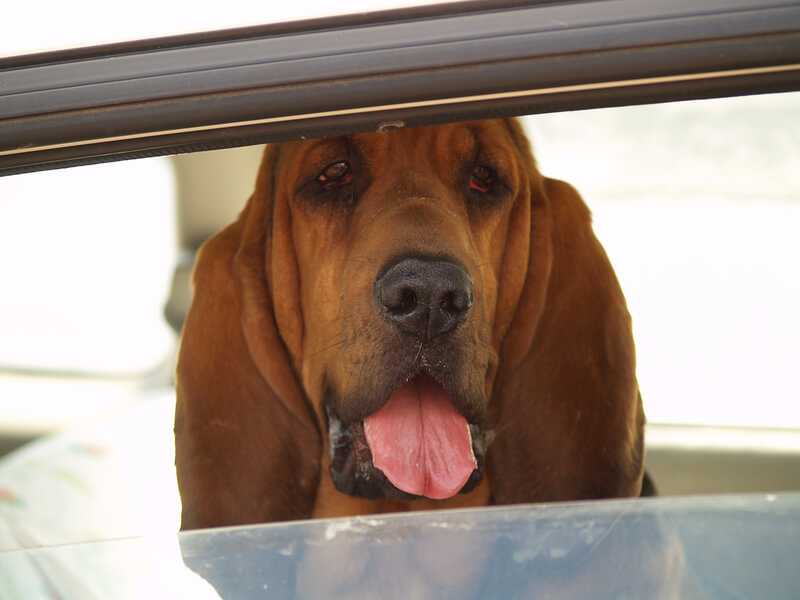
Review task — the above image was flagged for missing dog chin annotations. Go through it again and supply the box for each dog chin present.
[324,383,489,501]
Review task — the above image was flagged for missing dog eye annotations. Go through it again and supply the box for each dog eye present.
[470,165,495,193]
[317,161,352,190]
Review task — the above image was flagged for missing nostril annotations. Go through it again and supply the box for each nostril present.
[440,292,454,312]
[376,275,421,316]
[440,288,472,314]
[394,288,418,314]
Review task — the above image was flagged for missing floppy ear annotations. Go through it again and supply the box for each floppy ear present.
[488,127,644,504]
[175,146,321,530]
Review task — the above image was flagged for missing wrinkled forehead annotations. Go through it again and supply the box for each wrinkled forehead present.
[351,122,477,168]
[274,119,521,181]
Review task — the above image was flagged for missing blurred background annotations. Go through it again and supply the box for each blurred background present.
[0,80,798,568]
[3,91,797,445]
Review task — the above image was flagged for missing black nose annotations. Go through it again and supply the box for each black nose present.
[375,257,473,340]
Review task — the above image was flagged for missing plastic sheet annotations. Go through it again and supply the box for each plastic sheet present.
[2,493,798,599]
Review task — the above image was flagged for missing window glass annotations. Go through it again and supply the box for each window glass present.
[523,92,800,428]
[1,93,797,435]
[0,158,177,436]
[0,159,177,376]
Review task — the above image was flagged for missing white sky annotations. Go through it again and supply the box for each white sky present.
[1,1,445,57]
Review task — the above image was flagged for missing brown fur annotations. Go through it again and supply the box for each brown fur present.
[175,119,644,530]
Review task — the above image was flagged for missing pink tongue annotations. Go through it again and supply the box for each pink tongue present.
[363,376,476,500]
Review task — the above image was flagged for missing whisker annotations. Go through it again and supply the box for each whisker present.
[488,419,515,440]
[302,334,352,362]
[475,260,503,269]
[413,339,424,364]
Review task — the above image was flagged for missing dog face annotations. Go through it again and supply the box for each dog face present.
[268,121,535,501]
[175,117,644,529]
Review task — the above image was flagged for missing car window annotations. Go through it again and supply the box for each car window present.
[0,159,177,375]
[2,92,797,434]
[524,92,800,428]
[0,158,177,437]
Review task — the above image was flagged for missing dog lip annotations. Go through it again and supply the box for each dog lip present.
[367,369,482,425]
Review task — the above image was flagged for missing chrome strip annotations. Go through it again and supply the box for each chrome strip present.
[2,63,799,157]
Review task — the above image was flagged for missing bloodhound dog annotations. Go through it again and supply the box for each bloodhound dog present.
[175,118,645,530]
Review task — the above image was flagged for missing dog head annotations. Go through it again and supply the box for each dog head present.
[270,121,538,501]
[175,118,644,527]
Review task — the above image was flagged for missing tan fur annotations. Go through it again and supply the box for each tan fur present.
[175,119,643,530]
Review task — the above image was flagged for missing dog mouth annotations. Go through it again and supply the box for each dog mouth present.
[327,373,488,501]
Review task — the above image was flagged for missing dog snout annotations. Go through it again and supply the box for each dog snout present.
[375,257,473,340]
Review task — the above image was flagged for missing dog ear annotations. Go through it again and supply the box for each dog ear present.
[488,127,645,504]
[175,146,321,530]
